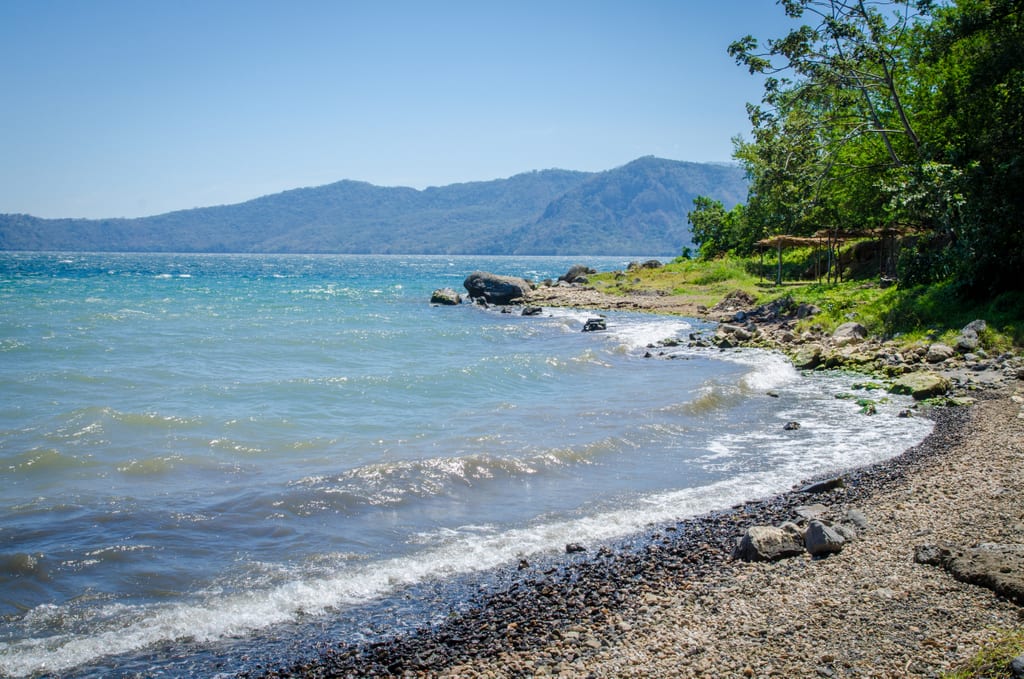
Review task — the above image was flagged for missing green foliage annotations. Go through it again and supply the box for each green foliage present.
[943,627,1024,679]
[730,0,1024,298]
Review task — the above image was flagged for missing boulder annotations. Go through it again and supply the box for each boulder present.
[792,344,823,370]
[832,322,868,346]
[430,287,462,305]
[463,271,533,305]
[956,328,980,353]
[889,372,952,400]
[805,520,846,557]
[627,259,663,271]
[582,317,607,332]
[733,525,806,562]
[943,543,1024,605]
[963,319,988,334]
[783,421,801,431]
[521,305,543,316]
[926,343,956,363]
[559,264,596,284]
[796,303,821,319]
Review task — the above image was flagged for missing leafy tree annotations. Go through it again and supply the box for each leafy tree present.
[687,196,752,258]
[729,0,932,242]
[911,0,1024,295]
[729,0,1024,296]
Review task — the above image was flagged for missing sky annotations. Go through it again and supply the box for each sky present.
[0,1,797,219]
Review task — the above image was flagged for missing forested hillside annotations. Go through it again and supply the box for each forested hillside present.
[0,158,746,255]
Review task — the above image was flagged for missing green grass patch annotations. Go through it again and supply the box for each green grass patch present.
[586,252,1022,351]
[944,628,1024,679]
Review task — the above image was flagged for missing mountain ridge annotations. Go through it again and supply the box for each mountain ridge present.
[0,157,747,255]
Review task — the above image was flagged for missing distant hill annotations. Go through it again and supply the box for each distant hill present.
[0,157,746,255]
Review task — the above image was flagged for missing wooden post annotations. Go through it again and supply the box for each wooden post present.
[776,242,783,286]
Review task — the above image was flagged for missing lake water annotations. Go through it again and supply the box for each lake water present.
[0,253,931,677]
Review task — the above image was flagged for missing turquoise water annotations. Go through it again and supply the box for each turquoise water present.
[0,253,931,677]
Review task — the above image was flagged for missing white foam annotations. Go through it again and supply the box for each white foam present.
[0,394,932,677]
[605,318,693,351]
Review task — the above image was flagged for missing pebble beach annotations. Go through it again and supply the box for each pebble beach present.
[250,284,1024,679]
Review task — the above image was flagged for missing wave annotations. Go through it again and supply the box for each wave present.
[0,403,932,678]
[282,442,616,515]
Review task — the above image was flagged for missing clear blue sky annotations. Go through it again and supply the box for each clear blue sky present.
[0,1,794,219]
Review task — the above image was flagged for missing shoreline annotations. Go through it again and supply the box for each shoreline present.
[249,405,1023,676]
[249,286,1023,678]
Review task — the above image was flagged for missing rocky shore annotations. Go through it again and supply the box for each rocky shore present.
[250,279,1023,678]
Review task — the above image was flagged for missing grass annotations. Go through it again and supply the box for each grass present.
[589,255,764,309]
[944,628,1024,679]
[587,250,1023,352]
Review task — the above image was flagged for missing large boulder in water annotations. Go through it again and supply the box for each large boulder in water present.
[463,271,533,305]
[430,288,462,305]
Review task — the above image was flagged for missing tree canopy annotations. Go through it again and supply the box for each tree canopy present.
[689,0,1023,297]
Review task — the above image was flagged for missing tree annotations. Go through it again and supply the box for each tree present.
[912,0,1024,295]
[687,196,751,258]
[729,1,932,239]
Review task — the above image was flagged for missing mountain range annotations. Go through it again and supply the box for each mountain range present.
[0,157,747,255]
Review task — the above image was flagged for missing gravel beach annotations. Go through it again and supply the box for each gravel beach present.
[251,285,1023,679]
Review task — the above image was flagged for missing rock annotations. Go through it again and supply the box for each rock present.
[889,372,952,400]
[1010,654,1024,679]
[521,305,543,316]
[779,521,805,540]
[794,504,829,521]
[805,520,845,557]
[833,523,858,542]
[843,509,869,530]
[963,319,988,334]
[463,271,533,305]
[430,287,462,305]
[733,525,806,562]
[926,343,956,363]
[798,477,845,494]
[796,303,821,319]
[565,543,587,554]
[792,345,823,370]
[832,322,868,346]
[627,259,663,271]
[582,317,607,332]
[956,328,980,353]
[914,544,952,566]
[558,264,596,284]
[783,421,801,431]
[943,543,1024,605]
